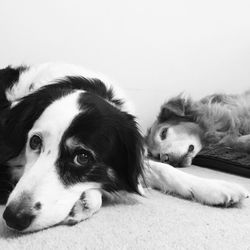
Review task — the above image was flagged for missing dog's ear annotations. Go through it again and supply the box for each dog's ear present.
[158,94,192,123]
[120,114,144,194]
[100,112,144,194]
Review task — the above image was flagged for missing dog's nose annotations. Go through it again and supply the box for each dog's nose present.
[160,153,169,163]
[3,203,35,231]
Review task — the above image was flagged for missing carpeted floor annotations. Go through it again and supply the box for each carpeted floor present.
[0,165,250,250]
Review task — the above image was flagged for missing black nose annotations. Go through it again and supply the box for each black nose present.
[160,154,169,163]
[3,204,35,231]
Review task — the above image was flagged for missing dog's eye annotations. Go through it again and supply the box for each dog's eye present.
[74,150,92,166]
[188,144,194,152]
[29,135,42,151]
[147,150,153,157]
[160,128,168,140]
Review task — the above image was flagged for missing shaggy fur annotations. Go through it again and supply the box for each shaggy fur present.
[146,91,250,167]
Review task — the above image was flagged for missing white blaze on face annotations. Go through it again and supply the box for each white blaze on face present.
[162,125,201,156]
[160,124,202,158]
[148,121,202,160]
[6,90,101,232]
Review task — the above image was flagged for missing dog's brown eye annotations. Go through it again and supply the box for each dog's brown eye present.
[160,128,168,140]
[147,151,153,157]
[74,151,92,166]
[188,144,194,152]
[29,135,42,151]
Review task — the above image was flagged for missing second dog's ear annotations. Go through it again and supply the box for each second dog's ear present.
[158,94,192,122]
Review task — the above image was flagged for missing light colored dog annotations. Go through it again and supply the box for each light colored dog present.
[146,91,250,167]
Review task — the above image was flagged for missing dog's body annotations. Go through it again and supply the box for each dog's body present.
[0,63,248,232]
[146,92,250,167]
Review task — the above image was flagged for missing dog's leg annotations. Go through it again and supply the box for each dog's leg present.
[219,134,250,152]
[145,159,249,206]
[63,189,102,225]
[232,134,250,153]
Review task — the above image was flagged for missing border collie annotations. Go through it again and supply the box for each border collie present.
[146,92,250,167]
[0,63,248,233]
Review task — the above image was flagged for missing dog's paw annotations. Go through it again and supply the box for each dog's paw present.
[63,200,92,225]
[191,179,249,206]
[62,189,102,226]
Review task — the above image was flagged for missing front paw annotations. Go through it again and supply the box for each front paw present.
[62,189,102,226]
[63,199,91,225]
[191,179,249,207]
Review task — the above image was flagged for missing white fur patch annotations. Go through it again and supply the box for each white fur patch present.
[159,124,202,158]
[147,121,202,163]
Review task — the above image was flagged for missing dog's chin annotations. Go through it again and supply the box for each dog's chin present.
[148,153,193,168]
[24,216,71,233]
[179,156,193,168]
[167,155,194,168]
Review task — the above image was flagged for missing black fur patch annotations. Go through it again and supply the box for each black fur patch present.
[0,66,28,152]
[0,65,28,110]
[57,92,144,193]
[0,164,13,204]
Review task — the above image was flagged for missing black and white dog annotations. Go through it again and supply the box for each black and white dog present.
[0,63,248,233]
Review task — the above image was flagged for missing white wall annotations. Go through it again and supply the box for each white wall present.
[0,0,250,132]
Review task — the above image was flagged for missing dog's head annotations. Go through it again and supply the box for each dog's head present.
[2,77,143,232]
[146,94,203,167]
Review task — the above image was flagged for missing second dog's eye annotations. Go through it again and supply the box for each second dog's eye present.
[74,150,92,166]
[160,128,168,140]
[29,135,42,151]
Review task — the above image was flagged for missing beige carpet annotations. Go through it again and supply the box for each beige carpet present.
[0,166,250,250]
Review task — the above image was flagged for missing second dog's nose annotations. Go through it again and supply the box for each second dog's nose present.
[160,153,169,163]
[3,203,35,231]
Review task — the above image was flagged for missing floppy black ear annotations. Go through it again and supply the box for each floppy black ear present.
[101,112,145,194]
[96,111,144,194]
[158,94,192,123]
[118,114,144,193]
